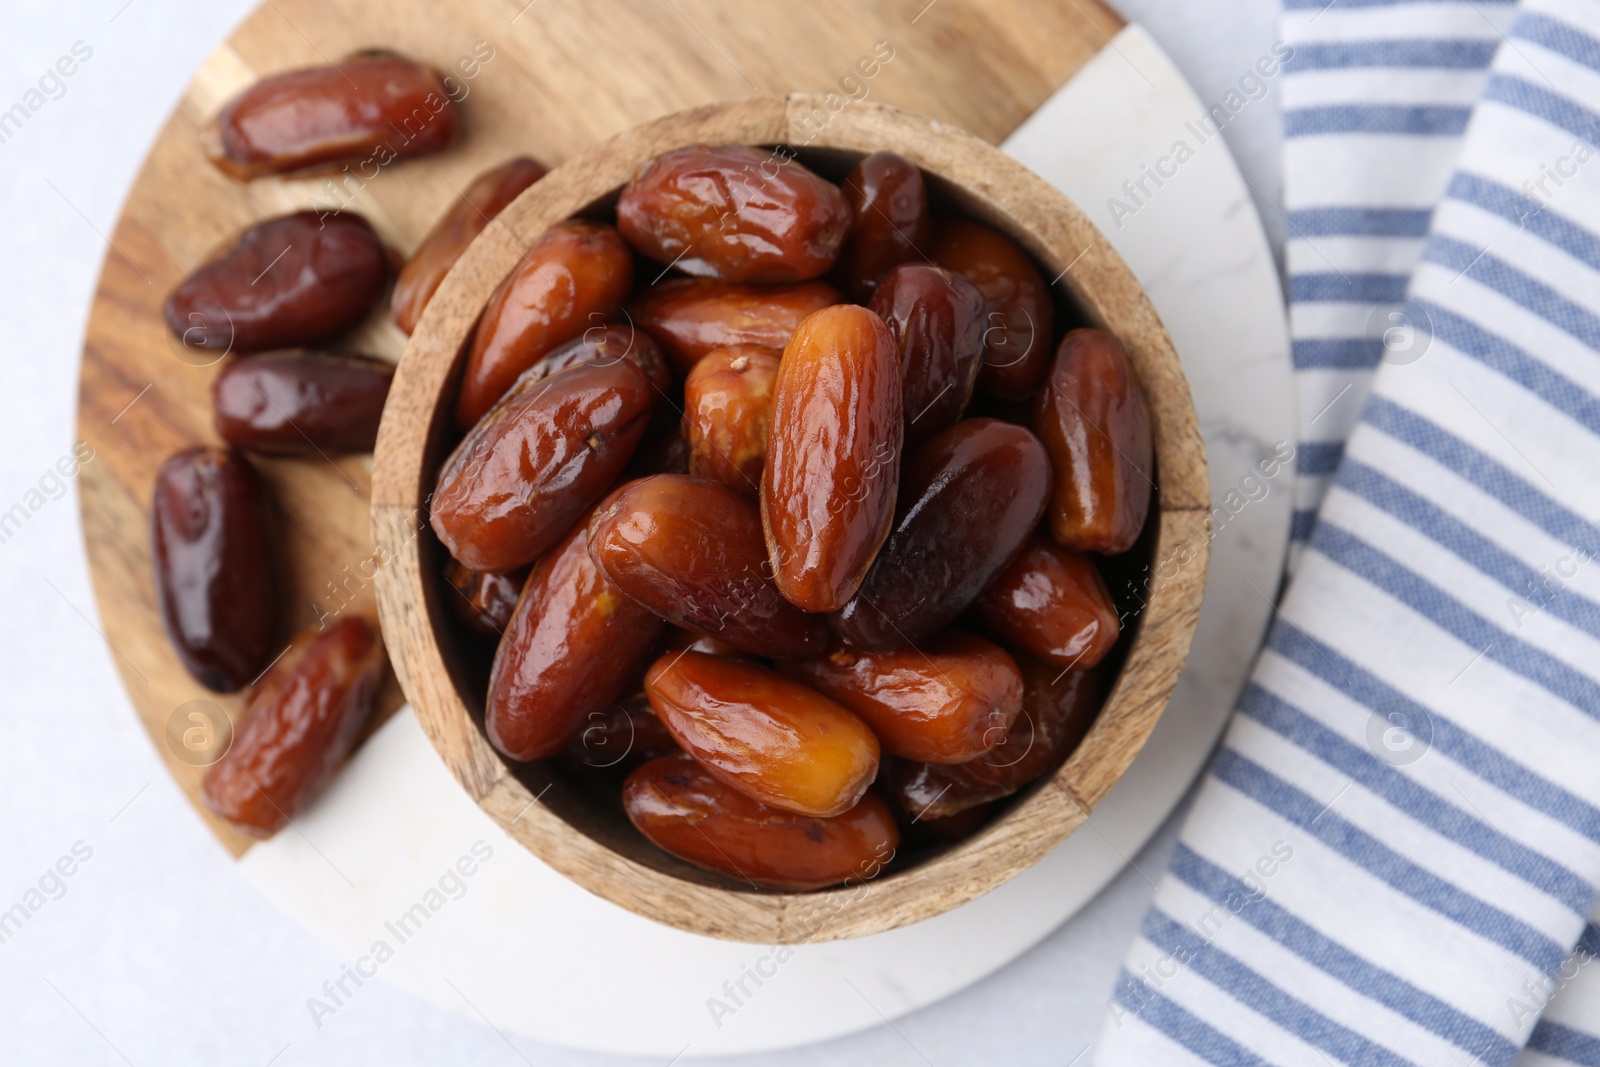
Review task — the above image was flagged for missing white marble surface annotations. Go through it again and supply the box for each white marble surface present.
[0,1,1285,1064]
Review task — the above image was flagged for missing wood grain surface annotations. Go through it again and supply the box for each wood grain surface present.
[76,0,1132,866]
[373,94,1208,943]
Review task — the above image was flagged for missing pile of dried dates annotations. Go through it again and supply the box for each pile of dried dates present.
[152,53,1156,893]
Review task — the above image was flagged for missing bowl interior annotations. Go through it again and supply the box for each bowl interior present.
[372,95,1209,942]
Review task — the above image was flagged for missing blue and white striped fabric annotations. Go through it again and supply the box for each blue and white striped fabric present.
[1281,0,1517,556]
[1096,2,1600,1064]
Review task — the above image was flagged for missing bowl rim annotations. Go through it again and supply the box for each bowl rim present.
[372,92,1210,944]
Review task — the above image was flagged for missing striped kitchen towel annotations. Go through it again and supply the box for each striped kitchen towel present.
[1096,2,1600,1064]
[1281,0,1517,556]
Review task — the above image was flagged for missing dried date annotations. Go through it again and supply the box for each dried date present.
[617,144,851,283]
[431,359,652,572]
[973,534,1120,667]
[624,754,897,889]
[455,220,633,428]
[881,658,1103,821]
[588,474,827,658]
[761,305,903,613]
[868,263,986,446]
[781,631,1023,763]
[165,212,390,357]
[201,617,387,836]
[630,277,841,373]
[644,651,879,817]
[151,447,279,692]
[929,218,1053,402]
[830,418,1049,649]
[682,344,779,494]
[832,151,931,301]
[485,493,665,761]
[212,349,393,455]
[1035,328,1153,554]
[206,54,459,179]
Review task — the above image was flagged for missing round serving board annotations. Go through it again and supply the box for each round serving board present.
[75,1,1295,1056]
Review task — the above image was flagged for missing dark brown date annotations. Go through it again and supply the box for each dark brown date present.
[431,359,652,572]
[830,418,1049,649]
[869,263,986,446]
[832,151,931,302]
[682,344,779,494]
[617,144,851,283]
[761,305,903,612]
[441,558,527,638]
[486,493,666,761]
[782,631,1022,763]
[588,475,827,658]
[560,692,679,773]
[206,54,459,180]
[393,156,547,334]
[973,534,1120,668]
[151,447,278,692]
[881,658,1103,821]
[630,277,841,373]
[1036,329,1154,554]
[929,217,1054,402]
[624,754,898,890]
[201,617,387,837]
[211,349,393,455]
[517,322,672,396]
[165,212,390,357]
[644,651,879,817]
[455,220,633,428]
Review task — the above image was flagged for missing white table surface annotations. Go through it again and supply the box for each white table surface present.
[0,2,1284,1063]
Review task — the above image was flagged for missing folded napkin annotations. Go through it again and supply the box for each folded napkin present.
[1096,2,1600,1064]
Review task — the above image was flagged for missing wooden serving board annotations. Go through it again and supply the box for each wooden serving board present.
[76,0,1125,858]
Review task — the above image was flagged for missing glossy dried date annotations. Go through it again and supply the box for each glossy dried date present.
[630,277,841,373]
[682,344,779,494]
[781,631,1022,763]
[644,651,879,817]
[617,144,851,283]
[201,617,387,837]
[206,54,459,180]
[1036,328,1154,554]
[441,558,527,638]
[832,151,931,301]
[212,349,393,455]
[882,658,1103,821]
[761,305,903,612]
[560,692,679,772]
[517,322,672,396]
[393,156,547,334]
[151,447,279,692]
[486,494,666,761]
[830,418,1049,649]
[431,359,652,572]
[973,534,1119,668]
[868,263,986,446]
[624,754,898,890]
[929,218,1054,401]
[165,212,390,356]
[455,220,633,428]
[589,475,827,658]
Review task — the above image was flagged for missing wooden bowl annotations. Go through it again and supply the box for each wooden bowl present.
[372,94,1209,943]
